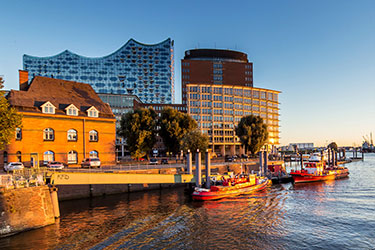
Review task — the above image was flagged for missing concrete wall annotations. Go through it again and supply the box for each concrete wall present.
[57,183,186,201]
[0,186,55,237]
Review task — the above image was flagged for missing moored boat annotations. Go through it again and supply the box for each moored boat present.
[192,174,270,201]
[290,161,349,184]
[267,163,293,184]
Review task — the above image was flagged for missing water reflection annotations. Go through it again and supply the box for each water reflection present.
[0,154,375,249]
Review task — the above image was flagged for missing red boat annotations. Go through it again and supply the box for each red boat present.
[192,175,270,201]
[290,161,349,184]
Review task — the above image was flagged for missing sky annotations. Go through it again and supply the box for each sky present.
[1,0,374,147]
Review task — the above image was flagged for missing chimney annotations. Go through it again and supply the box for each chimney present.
[19,70,29,91]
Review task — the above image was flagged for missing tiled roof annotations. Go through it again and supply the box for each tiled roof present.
[7,76,114,118]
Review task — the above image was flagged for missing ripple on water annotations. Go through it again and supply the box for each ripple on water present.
[1,154,375,249]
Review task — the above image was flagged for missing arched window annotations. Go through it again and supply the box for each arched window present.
[15,128,22,140]
[3,152,8,164]
[16,151,22,162]
[89,130,98,142]
[89,150,98,158]
[43,128,54,141]
[67,150,78,164]
[67,129,77,141]
[44,151,54,163]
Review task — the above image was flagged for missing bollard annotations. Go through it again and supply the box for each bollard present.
[205,150,211,189]
[49,186,60,218]
[187,150,192,174]
[195,149,202,187]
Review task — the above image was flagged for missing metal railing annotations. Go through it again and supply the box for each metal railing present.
[1,168,46,189]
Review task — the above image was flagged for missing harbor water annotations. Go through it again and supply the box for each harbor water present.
[1,153,374,249]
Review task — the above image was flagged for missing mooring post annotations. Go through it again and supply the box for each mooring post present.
[205,150,211,189]
[264,150,268,176]
[49,186,60,218]
[328,149,331,167]
[195,149,202,187]
[362,150,364,161]
[187,150,192,174]
[259,151,263,176]
[300,153,303,169]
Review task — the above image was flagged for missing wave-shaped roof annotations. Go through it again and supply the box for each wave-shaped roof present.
[24,38,171,60]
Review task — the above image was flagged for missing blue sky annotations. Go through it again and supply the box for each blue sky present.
[1,0,374,146]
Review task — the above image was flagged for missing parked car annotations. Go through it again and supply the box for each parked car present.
[149,158,158,165]
[4,162,24,172]
[161,158,169,164]
[225,155,236,162]
[46,161,64,170]
[81,158,101,168]
[241,154,249,160]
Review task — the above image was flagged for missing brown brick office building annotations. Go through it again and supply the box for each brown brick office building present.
[181,49,280,156]
[181,49,253,105]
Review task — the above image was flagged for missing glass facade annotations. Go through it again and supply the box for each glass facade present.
[98,93,141,127]
[23,38,174,104]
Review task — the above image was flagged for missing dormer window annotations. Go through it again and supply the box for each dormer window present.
[41,101,56,114]
[65,104,79,116]
[87,106,99,118]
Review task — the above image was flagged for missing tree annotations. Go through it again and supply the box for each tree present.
[158,107,197,155]
[118,108,157,159]
[181,130,209,156]
[235,115,268,156]
[0,76,22,150]
[328,142,338,151]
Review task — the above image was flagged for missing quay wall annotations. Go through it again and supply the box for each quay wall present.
[56,167,187,200]
[57,183,186,200]
[0,186,55,237]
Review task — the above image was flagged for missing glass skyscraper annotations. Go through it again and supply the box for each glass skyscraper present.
[23,38,174,104]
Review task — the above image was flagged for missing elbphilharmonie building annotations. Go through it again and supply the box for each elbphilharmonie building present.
[23,38,174,104]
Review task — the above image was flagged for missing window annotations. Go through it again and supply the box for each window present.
[87,106,99,118]
[67,129,77,141]
[66,104,79,116]
[67,151,78,164]
[41,101,56,114]
[3,152,8,164]
[44,151,54,163]
[16,151,22,162]
[89,130,98,142]
[43,128,54,141]
[15,128,22,140]
[89,150,98,158]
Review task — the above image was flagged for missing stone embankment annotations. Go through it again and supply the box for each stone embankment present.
[0,186,56,237]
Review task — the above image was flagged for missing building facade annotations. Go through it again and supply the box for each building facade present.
[98,93,142,128]
[182,48,279,156]
[0,74,116,168]
[181,49,253,105]
[186,83,280,155]
[23,38,174,104]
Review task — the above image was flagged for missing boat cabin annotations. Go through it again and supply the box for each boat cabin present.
[304,162,324,175]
